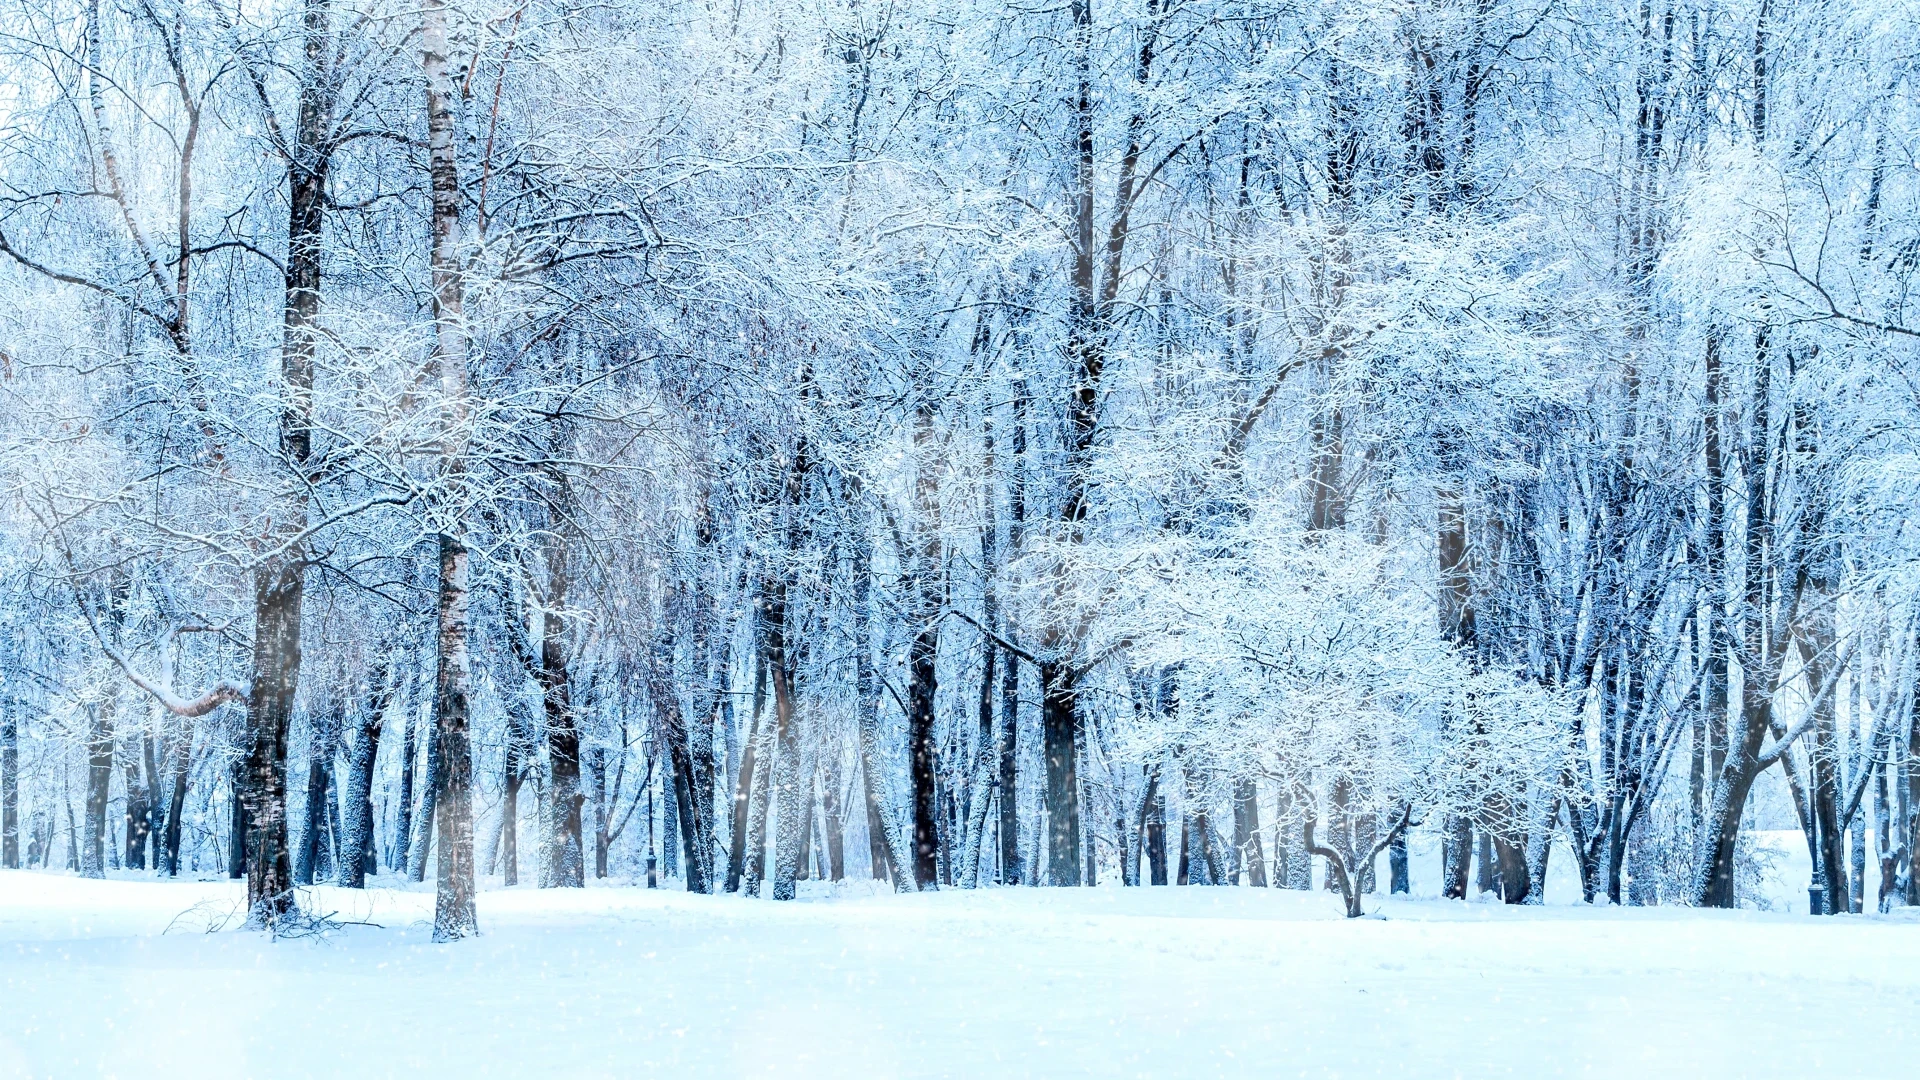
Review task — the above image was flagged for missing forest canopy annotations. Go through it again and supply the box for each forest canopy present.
[0,0,1915,937]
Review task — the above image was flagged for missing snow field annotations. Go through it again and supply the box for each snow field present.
[0,867,1915,1078]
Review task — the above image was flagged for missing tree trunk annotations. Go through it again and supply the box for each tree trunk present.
[590,743,610,879]
[396,702,416,872]
[234,0,333,924]
[1143,772,1167,885]
[541,540,584,889]
[294,710,336,885]
[228,757,247,880]
[766,600,803,902]
[652,601,711,893]
[408,717,439,883]
[960,642,997,888]
[1437,484,1477,902]
[121,737,153,871]
[997,648,1021,886]
[1701,328,1730,814]
[823,758,846,882]
[500,715,522,887]
[429,533,479,940]
[417,0,478,941]
[1801,607,1846,914]
[161,729,188,876]
[863,754,892,883]
[1695,332,1777,908]
[904,616,940,892]
[337,710,382,888]
[795,765,816,882]
[1441,815,1471,899]
[743,706,775,897]
[4,701,20,868]
[998,379,1027,885]
[82,701,112,879]
[1234,777,1266,887]
[1874,761,1894,911]
[1038,660,1082,886]
[241,563,301,922]
[725,653,765,892]
[851,520,912,891]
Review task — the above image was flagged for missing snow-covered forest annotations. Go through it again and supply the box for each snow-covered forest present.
[0,0,1918,995]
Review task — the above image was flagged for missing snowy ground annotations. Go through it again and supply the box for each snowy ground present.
[1,857,1915,1079]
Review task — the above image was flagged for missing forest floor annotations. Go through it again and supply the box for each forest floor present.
[1,844,1916,1078]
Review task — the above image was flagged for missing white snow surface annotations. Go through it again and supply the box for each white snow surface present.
[1,865,1915,1079]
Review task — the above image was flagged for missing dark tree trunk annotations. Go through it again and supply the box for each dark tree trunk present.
[906,618,941,891]
[241,561,301,922]
[1038,660,1082,886]
[232,0,333,925]
[685,566,723,893]
[121,738,153,871]
[997,646,1021,885]
[337,707,382,888]
[228,757,248,880]
[2,701,17,868]
[294,710,336,886]
[998,379,1027,885]
[311,771,335,882]
[652,603,711,892]
[82,701,112,879]
[1143,772,1168,885]
[667,726,706,890]
[591,744,610,880]
[161,729,188,876]
[395,703,415,873]
[904,392,944,893]
[1477,827,1496,896]
[660,740,680,879]
[1802,620,1846,915]
[1696,332,1777,909]
[541,540,584,889]
[1495,834,1529,903]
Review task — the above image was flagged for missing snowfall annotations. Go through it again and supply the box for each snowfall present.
[1,833,1914,1079]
